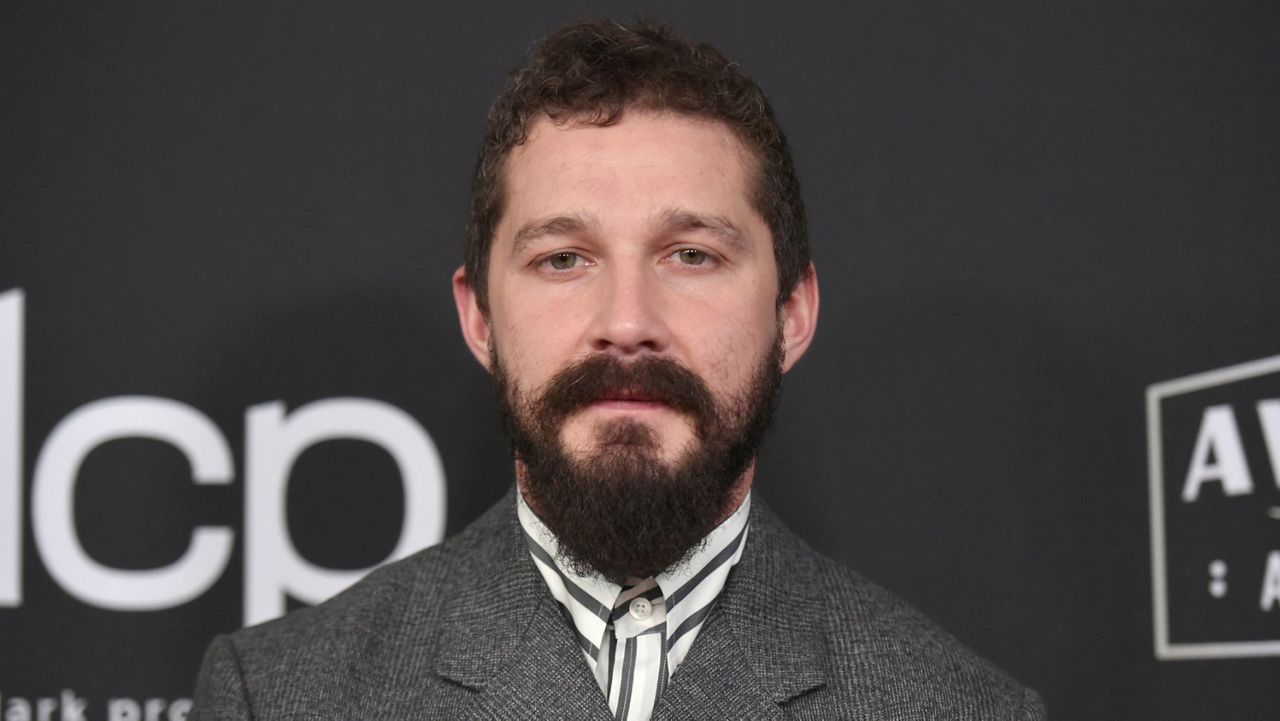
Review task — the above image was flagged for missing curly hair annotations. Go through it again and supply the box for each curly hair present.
[464,19,809,311]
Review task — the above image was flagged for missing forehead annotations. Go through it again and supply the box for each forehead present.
[497,112,762,237]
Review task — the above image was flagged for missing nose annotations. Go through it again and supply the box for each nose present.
[587,262,671,356]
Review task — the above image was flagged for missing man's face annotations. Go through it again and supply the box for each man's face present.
[454,111,818,576]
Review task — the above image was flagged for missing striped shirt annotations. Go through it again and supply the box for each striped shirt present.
[517,492,751,721]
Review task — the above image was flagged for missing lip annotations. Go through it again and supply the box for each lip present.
[588,398,671,412]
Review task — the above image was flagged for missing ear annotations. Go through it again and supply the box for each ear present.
[452,266,493,371]
[778,263,819,373]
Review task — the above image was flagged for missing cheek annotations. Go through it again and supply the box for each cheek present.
[692,316,775,390]
[492,315,576,392]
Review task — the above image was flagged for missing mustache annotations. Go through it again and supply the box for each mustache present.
[534,354,717,433]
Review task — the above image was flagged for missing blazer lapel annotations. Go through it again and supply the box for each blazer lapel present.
[431,492,614,721]
[652,500,827,720]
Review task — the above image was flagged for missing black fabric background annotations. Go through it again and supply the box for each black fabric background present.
[2,3,1278,719]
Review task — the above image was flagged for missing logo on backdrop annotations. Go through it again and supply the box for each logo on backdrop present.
[1147,353,1280,660]
[0,288,447,627]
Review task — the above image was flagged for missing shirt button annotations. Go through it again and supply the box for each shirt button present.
[628,597,652,620]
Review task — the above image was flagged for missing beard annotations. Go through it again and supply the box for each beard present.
[493,337,783,580]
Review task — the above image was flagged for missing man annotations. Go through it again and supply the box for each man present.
[193,20,1046,720]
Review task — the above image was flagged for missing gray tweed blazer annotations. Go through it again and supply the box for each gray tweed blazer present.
[191,491,1047,720]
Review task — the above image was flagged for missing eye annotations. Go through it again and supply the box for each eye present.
[545,252,581,271]
[674,248,709,266]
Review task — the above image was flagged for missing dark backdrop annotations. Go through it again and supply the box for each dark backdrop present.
[2,2,1278,719]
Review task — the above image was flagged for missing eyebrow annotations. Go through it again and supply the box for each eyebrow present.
[653,208,747,251]
[508,208,748,256]
[510,213,599,257]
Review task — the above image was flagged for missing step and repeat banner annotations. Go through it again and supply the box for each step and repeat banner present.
[2,3,1278,719]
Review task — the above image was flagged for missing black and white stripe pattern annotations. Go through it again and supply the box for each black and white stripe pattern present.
[518,493,751,721]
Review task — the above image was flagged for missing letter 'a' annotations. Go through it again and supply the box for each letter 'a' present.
[1182,405,1254,502]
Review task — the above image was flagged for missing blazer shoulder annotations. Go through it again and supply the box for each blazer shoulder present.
[191,497,515,719]
[746,502,1045,719]
[221,492,512,662]
[230,545,447,653]
[811,554,1046,719]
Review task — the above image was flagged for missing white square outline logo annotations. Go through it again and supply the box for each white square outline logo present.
[1147,353,1280,660]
